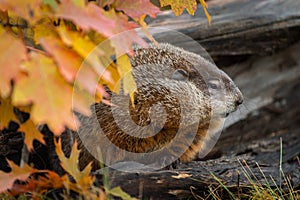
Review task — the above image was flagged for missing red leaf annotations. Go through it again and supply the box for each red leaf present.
[104,10,147,56]
[114,0,160,20]
[0,160,36,193]
[56,0,116,37]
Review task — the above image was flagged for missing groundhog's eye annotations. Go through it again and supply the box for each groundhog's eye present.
[208,80,220,89]
[172,69,189,81]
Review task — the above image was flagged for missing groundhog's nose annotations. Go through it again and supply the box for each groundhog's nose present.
[235,89,243,106]
[235,98,243,106]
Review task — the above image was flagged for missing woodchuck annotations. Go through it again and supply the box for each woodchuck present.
[60,43,243,171]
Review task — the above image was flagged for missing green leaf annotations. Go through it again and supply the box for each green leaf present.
[108,186,137,200]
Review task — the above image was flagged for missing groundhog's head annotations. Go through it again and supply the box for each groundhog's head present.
[128,43,243,130]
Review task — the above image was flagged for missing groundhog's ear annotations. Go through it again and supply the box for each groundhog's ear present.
[172,69,189,81]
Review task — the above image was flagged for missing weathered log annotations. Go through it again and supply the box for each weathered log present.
[149,0,300,65]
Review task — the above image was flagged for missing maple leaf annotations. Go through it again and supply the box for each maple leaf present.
[0,0,42,24]
[0,96,18,129]
[57,26,113,83]
[12,52,78,135]
[19,119,45,151]
[40,36,82,82]
[55,139,94,188]
[117,55,136,103]
[160,0,197,16]
[0,160,36,193]
[56,0,115,37]
[33,18,59,45]
[114,0,160,20]
[0,27,27,98]
[103,9,147,56]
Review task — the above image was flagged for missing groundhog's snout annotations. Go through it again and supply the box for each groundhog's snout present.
[234,88,244,107]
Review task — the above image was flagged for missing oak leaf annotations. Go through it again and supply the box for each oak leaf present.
[0,96,18,129]
[0,27,27,97]
[19,119,45,151]
[55,139,94,188]
[12,52,78,135]
[114,0,160,20]
[9,170,64,196]
[0,160,36,193]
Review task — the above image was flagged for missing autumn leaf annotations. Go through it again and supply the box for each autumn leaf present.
[0,160,36,193]
[39,36,82,82]
[199,0,211,24]
[103,9,147,56]
[160,0,197,16]
[0,27,27,98]
[19,119,45,151]
[55,139,94,188]
[114,0,160,20]
[0,0,42,24]
[9,170,64,196]
[33,18,59,45]
[0,96,18,129]
[12,52,78,135]
[58,26,113,84]
[56,0,115,37]
[108,186,137,200]
[117,55,136,103]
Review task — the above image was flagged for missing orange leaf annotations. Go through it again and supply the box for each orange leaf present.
[40,36,82,82]
[0,160,36,193]
[56,0,115,37]
[0,95,18,129]
[0,0,42,24]
[114,0,160,20]
[19,119,45,151]
[160,0,197,16]
[9,170,64,196]
[55,139,94,187]
[104,10,147,56]
[0,27,27,97]
[12,52,78,135]
[57,26,113,84]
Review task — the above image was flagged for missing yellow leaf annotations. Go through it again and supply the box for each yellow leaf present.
[160,0,197,16]
[19,119,45,151]
[12,52,78,135]
[0,160,36,193]
[108,186,137,200]
[55,139,94,188]
[0,0,42,24]
[58,26,113,84]
[116,55,136,104]
[33,18,58,44]
[0,95,18,129]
